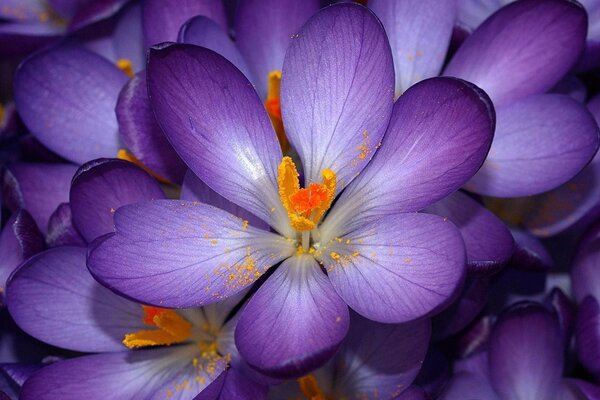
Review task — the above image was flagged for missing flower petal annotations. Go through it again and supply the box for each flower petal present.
[2,163,77,234]
[440,372,499,400]
[488,302,564,400]
[46,203,86,247]
[235,255,349,379]
[194,368,268,400]
[116,71,187,184]
[235,0,319,98]
[280,3,394,192]
[14,44,127,164]
[319,213,465,323]
[445,0,587,107]
[572,223,600,303]
[88,200,294,308]
[464,94,599,197]
[426,191,514,273]
[321,77,493,236]
[369,0,456,95]
[575,296,600,378]
[147,43,291,237]
[510,229,553,271]
[70,158,165,243]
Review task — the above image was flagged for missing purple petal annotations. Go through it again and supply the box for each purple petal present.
[0,210,43,297]
[47,0,87,18]
[334,313,430,399]
[0,0,52,22]
[179,16,252,81]
[551,75,587,103]
[14,44,127,164]
[0,22,62,57]
[0,363,43,388]
[545,288,575,347]
[445,0,587,107]
[116,71,187,184]
[571,222,600,303]
[88,200,294,307]
[70,158,165,243]
[235,256,349,379]
[142,0,226,48]
[45,202,86,247]
[147,43,291,236]
[21,346,226,399]
[510,229,553,271]
[575,296,600,378]
[564,378,600,399]
[235,0,319,98]
[488,302,563,400]
[320,213,465,323]
[440,372,498,400]
[280,3,394,191]
[465,94,599,197]
[576,0,600,71]
[397,386,429,400]
[111,3,144,72]
[426,191,514,273]
[321,77,493,238]
[193,368,268,400]
[2,163,77,234]
[369,0,456,95]
[6,246,146,352]
[180,170,268,230]
[67,0,130,32]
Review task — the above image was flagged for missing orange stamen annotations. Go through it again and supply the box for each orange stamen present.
[297,374,327,400]
[116,58,134,78]
[123,306,192,349]
[265,70,290,152]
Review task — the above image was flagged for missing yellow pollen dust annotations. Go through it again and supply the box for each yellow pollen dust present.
[265,70,290,152]
[297,374,327,400]
[123,305,192,349]
[0,103,4,124]
[116,58,134,77]
[278,156,336,232]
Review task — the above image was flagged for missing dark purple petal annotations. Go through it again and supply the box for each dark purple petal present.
[88,200,294,307]
[2,163,77,234]
[147,43,291,236]
[334,313,430,399]
[235,256,349,379]
[0,210,43,299]
[320,213,465,323]
[6,246,146,352]
[235,0,318,98]
[488,302,563,400]
[465,94,599,197]
[21,346,226,399]
[142,0,226,48]
[70,158,165,243]
[446,0,587,107]
[545,288,575,346]
[45,202,86,247]
[510,229,553,271]
[280,3,394,192]
[323,77,494,233]
[551,75,587,103]
[426,191,514,273]
[116,71,187,184]
[180,170,268,230]
[67,0,130,32]
[564,378,600,400]
[575,0,600,72]
[0,23,62,57]
[47,0,88,18]
[14,44,128,164]
[440,372,498,400]
[454,316,494,359]
[369,0,456,95]
[575,296,600,378]
[397,386,429,400]
[0,363,42,389]
[572,223,600,303]
[193,368,267,400]
[179,16,252,81]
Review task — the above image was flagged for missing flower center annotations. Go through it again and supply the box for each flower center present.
[297,374,327,400]
[265,70,290,152]
[123,306,192,348]
[116,58,134,78]
[278,156,336,234]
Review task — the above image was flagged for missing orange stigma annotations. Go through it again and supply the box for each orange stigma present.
[265,70,290,152]
[123,306,192,349]
[278,156,336,231]
[117,148,172,184]
[297,374,327,400]
[116,58,134,77]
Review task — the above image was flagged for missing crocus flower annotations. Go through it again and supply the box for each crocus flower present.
[267,312,430,400]
[88,3,494,378]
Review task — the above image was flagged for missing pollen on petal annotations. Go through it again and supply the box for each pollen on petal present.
[116,58,134,78]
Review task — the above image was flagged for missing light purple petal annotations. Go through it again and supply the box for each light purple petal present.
[116,71,187,184]
[445,0,587,107]
[280,3,394,192]
[14,44,127,164]
[45,202,86,247]
[70,158,165,243]
[112,3,144,72]
[321,77,494,237]
[426,191,513,272]
[369,0,456,94]
[6,246,146,352]
[235,0,319,98]
[147,43,292,236]
[465,94,600,197]
[319,213,465,323]
[193,368,267,400]
[142,0,226,48]
[440,372,499,400]
[88,200,294,308]
[180,170,268,231]
[488,302,563,400]
[2,163,77,234]
[235,255,349,379]
[21,345,226,399]
[0,22,62,57]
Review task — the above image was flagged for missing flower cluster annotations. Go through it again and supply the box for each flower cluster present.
[1,0,600,399]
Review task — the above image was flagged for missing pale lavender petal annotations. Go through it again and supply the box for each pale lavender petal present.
[440,372,499,400]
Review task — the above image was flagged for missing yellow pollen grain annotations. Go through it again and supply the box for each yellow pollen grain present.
[242,220,249,230]
[330,251,340,260]
[116,58,134,77]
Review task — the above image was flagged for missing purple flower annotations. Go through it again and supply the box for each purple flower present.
[88,3,494,378]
